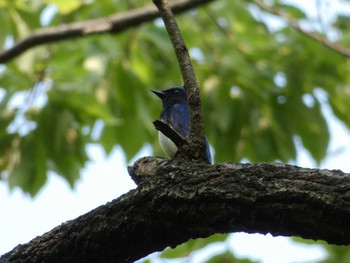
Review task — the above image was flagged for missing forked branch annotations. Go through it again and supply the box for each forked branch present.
[153,0,208,162]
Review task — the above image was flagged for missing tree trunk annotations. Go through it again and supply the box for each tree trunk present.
[1,157,350,263]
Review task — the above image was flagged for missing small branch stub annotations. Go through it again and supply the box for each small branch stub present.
[153,120,185,148]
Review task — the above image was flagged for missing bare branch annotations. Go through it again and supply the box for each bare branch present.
[254,0,350,58]
[1,159,350,262]
[0,0,216,64]
[153,0,208,163]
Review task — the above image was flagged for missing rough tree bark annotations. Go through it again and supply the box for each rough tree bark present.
[2,1,350,262]
[1,158,350,263]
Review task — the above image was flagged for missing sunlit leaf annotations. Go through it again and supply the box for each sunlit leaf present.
[206,250,257,263]
[44,0,82,15]
[292,237,350,263]
[275,3,307,19]
[160,234,228,259]
[48,88,118,125]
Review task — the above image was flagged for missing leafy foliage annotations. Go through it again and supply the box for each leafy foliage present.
[149,234,256,263]
[292,237,350,263]
[206,250,257,263]
[1,0,350,261]
[1,0,348,196]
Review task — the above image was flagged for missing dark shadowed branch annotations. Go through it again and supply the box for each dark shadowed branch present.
[0,0,216,63]
[1,159,350,263]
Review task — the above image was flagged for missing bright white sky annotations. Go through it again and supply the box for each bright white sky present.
[1,0,350,262]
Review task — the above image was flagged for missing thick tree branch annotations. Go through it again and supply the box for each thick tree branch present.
[2,159,350,263]
[153,0,208,163]
[254,0,350,58]
[0,0,215,64]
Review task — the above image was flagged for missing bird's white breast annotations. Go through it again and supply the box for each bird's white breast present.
[158,131,178,158]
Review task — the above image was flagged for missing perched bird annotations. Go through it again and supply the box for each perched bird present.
[151,86,212,163]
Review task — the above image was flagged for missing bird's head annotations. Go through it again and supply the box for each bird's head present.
[151,86,188,106]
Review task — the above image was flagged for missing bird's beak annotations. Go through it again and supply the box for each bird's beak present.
[151,89,165,99]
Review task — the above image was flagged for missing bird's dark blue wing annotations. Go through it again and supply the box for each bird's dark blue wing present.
[168,103,189,138]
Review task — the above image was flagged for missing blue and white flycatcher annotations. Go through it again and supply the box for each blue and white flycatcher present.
[152,86,212,163]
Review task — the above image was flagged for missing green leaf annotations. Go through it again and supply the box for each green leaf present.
[206,250,257,263]
[292,237,350,263]
[8,133,47,197]
[44,0,82,15]
[48,88,118,125]
[329,84,350,130]
[291,98,329,164]
[160,234,228,259]
[0,9,13,46]
[275,3,307,19]
[323,245,350,263]
[333,15,350,31]
[104,60,152,160]
[36,104,88,188]
[0,133,16,174]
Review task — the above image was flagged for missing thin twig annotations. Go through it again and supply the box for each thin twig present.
[153,0,208,163]
[254,0,350,58]
[0,0,215,64]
